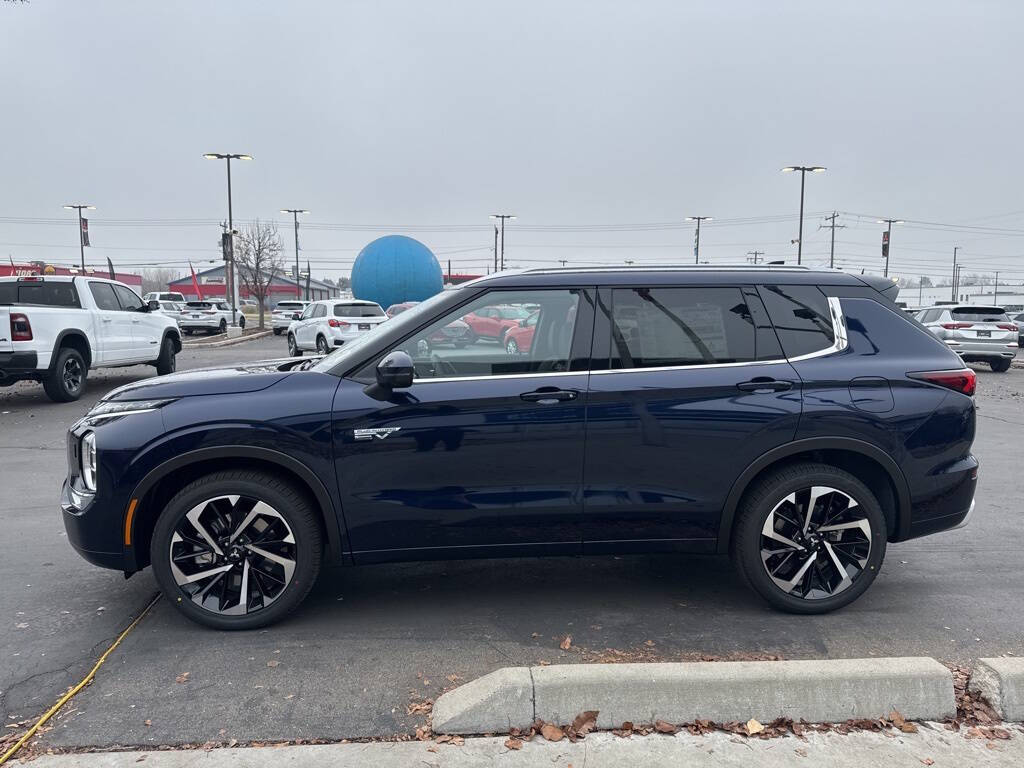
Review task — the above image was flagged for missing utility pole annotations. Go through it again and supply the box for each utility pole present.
[877,218,904,277]
[746,250,764,264]
[490,214,515,270]
[820,211,845,268]
[918,278,924,307]
[994,271,999,305]
[63,204,95,271]
[951,246,960,302]
[205,153,252,326]
[686,216,712,264]
[493,225,499,273]
[280,209,309,300]
[954,264,963,302]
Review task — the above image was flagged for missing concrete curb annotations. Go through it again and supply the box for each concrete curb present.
[182,330,273,348]
[971,658,1024,721]
[431,659,956,735]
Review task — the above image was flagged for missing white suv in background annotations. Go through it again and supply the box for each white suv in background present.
[178,301,246,335]
[286,299,388,356]
[271,300,308,335]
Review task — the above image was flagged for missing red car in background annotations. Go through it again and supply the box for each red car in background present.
[385,301,471,349]
[462,304,532,343]
[503,312,537,355]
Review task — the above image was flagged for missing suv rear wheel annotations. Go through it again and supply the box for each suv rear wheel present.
[150,470,323,630]
[43,347,87,402]
[732,462,886,614]
[316,335,330,355]
[990,358,1012,373]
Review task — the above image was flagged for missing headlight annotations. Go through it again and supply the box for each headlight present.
[81,431,97,492]
[85,398,176,420]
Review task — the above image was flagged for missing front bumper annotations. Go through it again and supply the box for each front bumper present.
[61,478,129,571]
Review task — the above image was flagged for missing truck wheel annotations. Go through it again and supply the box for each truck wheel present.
[43,347,88,402]
[155,337,177,376]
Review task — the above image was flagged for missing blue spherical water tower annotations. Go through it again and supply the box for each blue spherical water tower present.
[350,235,443,311]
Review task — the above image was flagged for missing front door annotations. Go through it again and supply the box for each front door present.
[332,287,594,561]
[88,281,133,363]
[582,285,802,552]
[113,284,158,361]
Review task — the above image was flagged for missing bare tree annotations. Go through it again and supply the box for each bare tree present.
[236,220,285,329]
[141,268,182,295]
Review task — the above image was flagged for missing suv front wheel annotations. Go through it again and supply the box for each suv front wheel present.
[150,470,323,630]
[732,462,886,614]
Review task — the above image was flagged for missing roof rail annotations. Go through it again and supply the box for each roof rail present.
[522,264,817,274]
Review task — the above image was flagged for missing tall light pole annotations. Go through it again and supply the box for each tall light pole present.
[951,246,960,302]
[781,166,826,264]
[490,214,516,270]
[205,153,252,326]
[63,204,95,271]
[877,218,904,277]
[686,216,712,264]
[281,209,310,300]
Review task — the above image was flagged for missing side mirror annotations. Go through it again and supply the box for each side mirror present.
[376,350,414,390]
[292,312,301,320]
[147,300,160,311]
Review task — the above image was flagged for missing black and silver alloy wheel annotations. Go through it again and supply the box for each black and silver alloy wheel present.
[62,356,84,394]
[169,495,296,616]
[317,335,330,355]
[152,470,322,629]
[760,486,871,600]
[732,462,886,614]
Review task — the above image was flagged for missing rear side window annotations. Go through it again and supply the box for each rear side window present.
[0,281,81,307]
[758,285,835,358]
[335,303,384,317]
[952,307,1008,322]
[608,287,756,368]
[114,284,143,311]
[89,282,120,311]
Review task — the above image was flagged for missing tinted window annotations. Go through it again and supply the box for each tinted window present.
[0,281,81,307]
[384,289,580,379]
[89,282,120,311]
[608,287,755,368]
[314,304,327,318]
[758,285,835,358]
[186,301,212,309]
[275,302,304,310]
[335,303,385,317]
[114,284,143,311]
[952,307,1008,322]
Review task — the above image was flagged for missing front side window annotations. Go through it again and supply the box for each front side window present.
[89,282,120,311]
[384,289,581,380]
[113,284,143,311]
[608,287,755,368]
[758,285,835,358]
[314,304,327,318]
[299,304,316,320]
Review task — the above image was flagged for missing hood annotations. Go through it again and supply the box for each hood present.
[104,357,310,401]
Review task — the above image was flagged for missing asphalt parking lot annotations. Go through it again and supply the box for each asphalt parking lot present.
[2,337,1023,749]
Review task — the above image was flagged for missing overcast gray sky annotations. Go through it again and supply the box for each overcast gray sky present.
[3,0,1023,284]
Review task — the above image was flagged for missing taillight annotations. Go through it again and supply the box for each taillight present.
[908,369,977,396]
[997,324,1016,331]
[328,318,349,328]
[940,322,973,330]
[10,313,32,341]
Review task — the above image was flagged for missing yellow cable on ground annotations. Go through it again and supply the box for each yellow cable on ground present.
[0,594,160,766]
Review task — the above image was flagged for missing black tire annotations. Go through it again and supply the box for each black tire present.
[316,335,330,355]
[731,462,887,614]
[150,470,323,630]
[273,328,282,336]
[43,347,88,402]
[239,316,246,330]
[990,358,1012,373]
[154,336,177,376]
[287,333,302,357]
[463,329,477,345]
[218,319,227,334]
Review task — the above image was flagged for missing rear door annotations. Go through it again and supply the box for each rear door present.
[582,284,802,552]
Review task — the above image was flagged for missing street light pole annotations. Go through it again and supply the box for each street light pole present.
[205,153,252,326]
[686,216,712,264]
[490,214,516,271]
[877,218,904,278]
[281,209,310,300]
[951,246,960,302]
[781,166,826,264]
[63,204,95,271]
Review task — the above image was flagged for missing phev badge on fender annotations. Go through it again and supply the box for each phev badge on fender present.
[354,427,401,441]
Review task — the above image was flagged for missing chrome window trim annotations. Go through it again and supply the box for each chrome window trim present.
[591,358,789,375]
[411,370,587,384]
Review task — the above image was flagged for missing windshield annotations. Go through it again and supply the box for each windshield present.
[310,289,458,373]
[952,307,1008,322]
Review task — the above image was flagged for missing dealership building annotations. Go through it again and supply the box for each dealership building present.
[168,264,340,304]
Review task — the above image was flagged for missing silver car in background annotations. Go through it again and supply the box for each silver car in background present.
[916,304,1017,372]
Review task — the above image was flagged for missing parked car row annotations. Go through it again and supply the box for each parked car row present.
[914,304,1019,372]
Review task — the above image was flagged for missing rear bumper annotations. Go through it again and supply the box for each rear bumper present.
[944,340,1016,359]
[0,350,41,383]
[180,318,222,329]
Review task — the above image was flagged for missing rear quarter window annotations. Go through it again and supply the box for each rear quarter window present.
[0,281,81,307]
[757,285,835,358]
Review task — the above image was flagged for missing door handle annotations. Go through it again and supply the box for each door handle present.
[520,389,578,403]
[101,317,112,323]
[736,378,793,393]
[131,319,141,324]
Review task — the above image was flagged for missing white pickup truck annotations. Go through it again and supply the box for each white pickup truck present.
[0,275,181,402]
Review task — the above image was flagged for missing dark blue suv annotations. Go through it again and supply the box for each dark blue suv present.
[61,266,978,629]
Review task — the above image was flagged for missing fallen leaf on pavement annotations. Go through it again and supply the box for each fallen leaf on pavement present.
[175,672,190,684]
[890,710,906,727]
[920,760,934,766]
[746,719,765,736]
[571,710,599,737]
[504,737,523,750]
[266,660,279,668]
[541,723,564,742]
[560,635,572,650]
[794,747,808,757]
[654,720,679,734]
[143,719,152,727]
